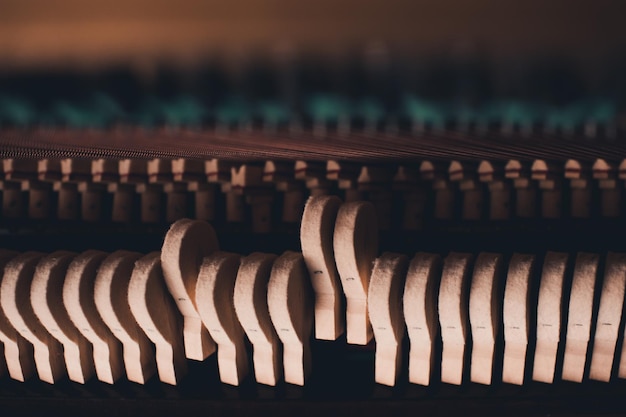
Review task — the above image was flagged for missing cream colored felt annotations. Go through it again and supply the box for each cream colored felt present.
[619,159,626,181]
[502,254,535,385]
[205,159,237,183]
[94,251,156,384]
[531,160,562,219]
[333,201,378,345]
[422,160,453,220]
[161,219,219,361]
[564,160,589,218]
[233,253,282,386]
[119,159,147,184]
[533,252,568,383]
[404,253,441,386]
[147,158,173,184]
[469,252,503,385]
[3,159,38,181]
[438,252,472,385]
[592,158,612,181]
[368,252,408,386]
[295,161,331,195]
[0,250,35,382]
[2,252,66,384]
[449,160,482,221]
[505,159,536,218]
[38,159,62,182]
[300,195,344,341]
[478,160,511,220]
[562,253,599,383]
[63,250,123,384]
[591,253,626,381]
[267,251,314,386]
[196,252,248,386]
[231,164,265,189]
[61,158,91,182]
[0,254,12,374]
[326,160,361,183]
[565,160,592,219]
[92,158,119,183]
[263,160,293,185]
[129,252,187,385]
[172,158,204,183]
[294,160,325,182]
[31,251,96,384]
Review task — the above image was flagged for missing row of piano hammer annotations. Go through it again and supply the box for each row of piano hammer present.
[300,195,626,386]
[2,156,626,232]
[0,196,624,389]
[0,217,319,387]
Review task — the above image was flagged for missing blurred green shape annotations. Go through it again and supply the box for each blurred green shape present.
[544,102,587,130]
[584,99,616,124]
[52,93,125,128]
[256,100,291,125]
[215,96,250,125]
[160,96,207,126]
[403,95,446,127]
[490,100,539,128]
[452,103,480,125]
[307,94,349,123]
[0,96,37,126]
[352,97,385,123]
